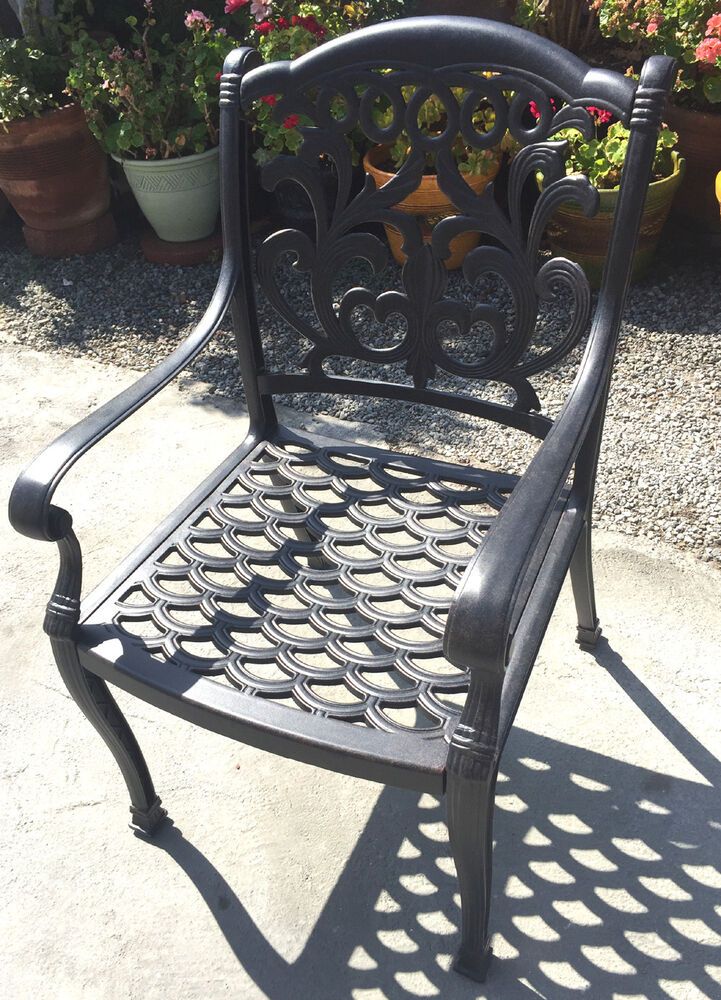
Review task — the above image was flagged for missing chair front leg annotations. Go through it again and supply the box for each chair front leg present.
[446,740,498,983]
[45,529,167,836]
[445,666,502,983]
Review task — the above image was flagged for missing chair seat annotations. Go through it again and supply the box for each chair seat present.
[77,428,518,790]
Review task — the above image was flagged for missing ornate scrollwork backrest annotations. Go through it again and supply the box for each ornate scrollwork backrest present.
[236,18,639,420]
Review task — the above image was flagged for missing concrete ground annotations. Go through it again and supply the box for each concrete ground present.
[1,345,720,1000]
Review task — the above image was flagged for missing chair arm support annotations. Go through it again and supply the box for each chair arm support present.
[443,322,613,678]
[8,258,237,543]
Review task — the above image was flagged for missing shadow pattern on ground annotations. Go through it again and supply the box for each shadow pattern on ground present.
[143,640,721,999]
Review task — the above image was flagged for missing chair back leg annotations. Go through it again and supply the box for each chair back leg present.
[570,521,602,648]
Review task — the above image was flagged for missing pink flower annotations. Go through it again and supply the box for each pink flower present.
[224,0,249,12]
[185,9,212,30]
[109,45,125,62]
[646,15,663,35]
[145,147,157,159]
[707,13,721,38]
[283,114,300,129]
[251,1,272,21]
[133,48,144,60]
[696,36,721,66]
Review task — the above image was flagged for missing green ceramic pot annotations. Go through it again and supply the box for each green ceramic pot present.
[116,145,220,243]
[546,151,685,288]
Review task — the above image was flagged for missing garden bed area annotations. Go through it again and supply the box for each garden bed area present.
[1,219,719,567]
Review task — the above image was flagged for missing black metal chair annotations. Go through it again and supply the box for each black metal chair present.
[9,17,675,982]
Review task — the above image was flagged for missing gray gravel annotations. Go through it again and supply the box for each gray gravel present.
[1,221,719,566]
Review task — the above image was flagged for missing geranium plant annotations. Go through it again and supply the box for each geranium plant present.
[594,1,721,107]
[225,3,361,164]
[547,103,679,187]
[66,1,234,158]
[374,89,503,177]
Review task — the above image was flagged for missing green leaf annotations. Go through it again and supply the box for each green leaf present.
[703,75,721,104]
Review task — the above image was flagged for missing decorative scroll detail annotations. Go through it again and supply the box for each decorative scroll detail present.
[87,437,519,741]
[249,63,600,410]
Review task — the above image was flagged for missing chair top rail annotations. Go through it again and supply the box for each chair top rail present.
[240,15,637,122]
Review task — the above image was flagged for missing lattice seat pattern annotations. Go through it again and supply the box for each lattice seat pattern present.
[84,436,517,740]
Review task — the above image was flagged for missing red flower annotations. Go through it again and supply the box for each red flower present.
[291,14,300,25]
[528,97,556,121]
[277,16,288,28]
[215,71,222,81]
[260,93,277,105]
[224,0,249,12]
[283,114,300,129]
[586,104,613,124]
[255,19,275,34]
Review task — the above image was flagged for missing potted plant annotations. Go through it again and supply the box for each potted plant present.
[595,1,721,236]
[67,2,234,243]
[514,0,601,55]
[224,2,374,227]
[362,91,503,269]
[545,106,684,286]
[0,3,116,256]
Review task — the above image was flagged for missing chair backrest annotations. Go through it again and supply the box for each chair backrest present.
[219,17,673,438]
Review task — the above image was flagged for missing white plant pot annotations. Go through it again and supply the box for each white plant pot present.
[116,146,220,243]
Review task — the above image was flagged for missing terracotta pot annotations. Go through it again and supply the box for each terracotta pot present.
[0,103,116,256]
[546,152,685,288]
[363,145,500,270]
[665,103,721,238]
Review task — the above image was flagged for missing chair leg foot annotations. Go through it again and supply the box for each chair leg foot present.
[576,621,602,649]
[129,796,168,837]
[453,944,493,983]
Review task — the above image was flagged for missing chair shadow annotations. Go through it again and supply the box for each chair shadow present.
[144,638,721,999]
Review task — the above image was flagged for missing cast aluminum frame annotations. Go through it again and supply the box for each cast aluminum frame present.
[9,16,675,983]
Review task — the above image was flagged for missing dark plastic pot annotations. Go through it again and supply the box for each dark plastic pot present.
[0,103,116,256]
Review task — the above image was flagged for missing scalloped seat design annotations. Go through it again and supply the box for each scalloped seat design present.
[78,432,517,775]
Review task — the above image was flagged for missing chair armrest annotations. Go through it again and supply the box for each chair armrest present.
[443,318,612,678]
[8,260,236,542]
